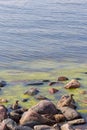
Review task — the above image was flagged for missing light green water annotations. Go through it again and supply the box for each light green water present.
[0,60,87,115]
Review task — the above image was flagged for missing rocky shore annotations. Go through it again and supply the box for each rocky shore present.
[0,77,87,130]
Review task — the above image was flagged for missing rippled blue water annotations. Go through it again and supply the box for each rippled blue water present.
[0,0,87,69]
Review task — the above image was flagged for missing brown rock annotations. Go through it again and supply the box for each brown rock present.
[30,100,58,114]
[54,114,65,122]
[60,107,81,121]
[57,94,76,109]
[24,87,39,96]
[20,110,55,125]
[0,105,8,122]
[49,88,59,94]
[64,79,80,89]
[58,76,69,81]
[0,122,7,130]
[68,118,86,125]
[61,123,75,130]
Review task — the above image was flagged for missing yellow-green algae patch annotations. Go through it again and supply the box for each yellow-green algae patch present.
[0,61,87,115]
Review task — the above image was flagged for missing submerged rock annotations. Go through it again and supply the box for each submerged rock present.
[0,81,7,87]
[24,87,39,96]
[35,95,48,100]
[58,76,69,81]
[25,80,44,86]
[49,88,59,94]
[64,79,80,89]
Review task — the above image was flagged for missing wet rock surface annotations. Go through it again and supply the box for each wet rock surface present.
[64,79,80,89]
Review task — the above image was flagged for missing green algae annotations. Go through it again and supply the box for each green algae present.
[0,60,87,114]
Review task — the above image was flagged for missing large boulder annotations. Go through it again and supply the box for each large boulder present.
[60,107,81,121]
[64,79,80,89]
[30,100,58,114]
[20,110,55,125]
[0,105,8,122]
[2,118,17,130]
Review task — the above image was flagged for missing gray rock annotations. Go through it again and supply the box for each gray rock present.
[3,118,17,130]
[60,107,81,121]
[25,81,44,86]
[61,124,75,130]
[0,81,7,87]
[68,118,86,125]
[34,125,58,130]
[15,126,33,130]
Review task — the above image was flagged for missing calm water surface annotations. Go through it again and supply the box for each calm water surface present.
[0,0,87,70]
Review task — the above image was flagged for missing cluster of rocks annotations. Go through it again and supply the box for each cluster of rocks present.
[0,94,86,130]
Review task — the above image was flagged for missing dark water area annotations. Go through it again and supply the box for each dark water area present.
[0,0,87,71]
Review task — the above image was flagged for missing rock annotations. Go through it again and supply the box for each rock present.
[49,88,59,94]
[15,126,33,130]
[58,76,69,81]
[54,114,65,122]
[61,123,75,130]
[25,81,44,86]
[42,80,50,82]
[64,79,80,89]
[22,98,29,102]
[0,105,8,122]
[53,124,60,130]
[74,78,82,80]
[3,118,17,130]
[0,81,7,87]
[68,118,86,125]
[48,82,58,86]
[20,110,54,125]
[60,107,81,121]
[9,111,21,123]
[30,100,58,114]
[57,94,76,109]
[23,121,42,128]
[34,125,58,130]
[0,122,7,130]
[35,95,48,100]
[80,91,87,94]
[24,88,39,96]
[0,98,8,103]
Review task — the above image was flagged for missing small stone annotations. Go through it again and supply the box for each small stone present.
[58,76,69,81]
[35,95,48,100]
[48,82,58,86]
[22,98,29,102]
[49,88,59,94]
[24,87,39,96]
[0,81,7,87]
[25,81,44,86]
